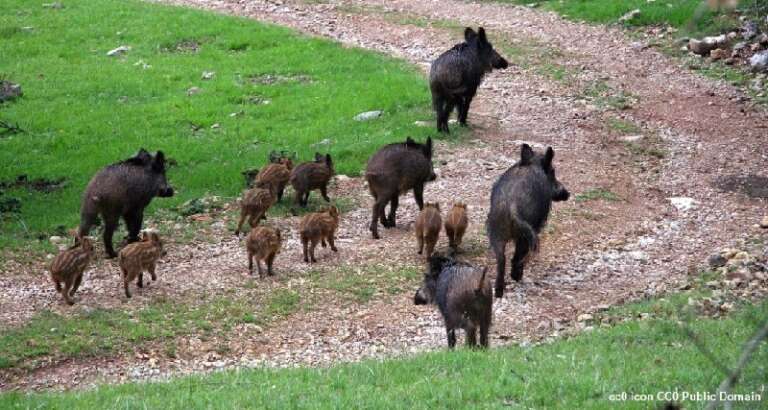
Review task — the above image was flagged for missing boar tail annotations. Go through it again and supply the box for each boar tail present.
[511,213,538,253]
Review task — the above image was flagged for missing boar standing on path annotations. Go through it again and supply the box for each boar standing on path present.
[255,157,293,202]
[245,226,282,278]
[49,234,94,305]
[118,231,165,298]
[299,206,340,263]
[414,255,493,348]
[415,202,442,258]
[445,202,468,251]
[430,27,509,133]
[235,187,276,236]
[365,137,437,239]
[487,144,569,298]
[290,153,334,208]
[78,149,174,258]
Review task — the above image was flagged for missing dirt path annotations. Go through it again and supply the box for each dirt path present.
[2,0,766,391]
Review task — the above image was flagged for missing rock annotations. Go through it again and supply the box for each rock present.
[758,33,768,46]
[741,21,759,40]
[668,197,697,212]
[710,48,728,61]
[49,235,65,244]
[751,51,768,72]
[335,174,350,182]
[708,253,727,268]
[201,71,215,80]
[353,110,382,121]
[619,135,644,142]
[618,9,641,23]
[42,2,63,9]
[210,123,220,129]
[577,313,593,322]
[187,87,201,96]
[0,81,23,103]
[413,120,430,127]
[311,138,331,147]
[760,216,768,229]
[688,35,727,56]
[106,45,130,57]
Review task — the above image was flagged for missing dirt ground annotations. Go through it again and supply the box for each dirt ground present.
[1,0,766,391]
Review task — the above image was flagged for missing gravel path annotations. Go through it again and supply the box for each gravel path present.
[1,0,766,391]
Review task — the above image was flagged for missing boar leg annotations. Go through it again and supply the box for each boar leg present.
[294,190,303,207]
[465,326,477,348]
[302,237,310,263]
[62,279,74,305]
[458,93,474,125]
[328,235,337,252]
[446,225,455,249]
[385,196,398,228]
[370,198,387,239]
[148,264,157,282]
[266,253,276,276]
[124,278,132,298]
[492,239,507,298]
[320,186,331,202]
[70,272,83,296]
[256,259,264,279]
[103,215,120,258]
[479,311,491,348]
[309,238,319,263]
[51,276,62,293]
[124,211,143,244]
[510,240,530,282]
[413,185,425,210]
[446,328,457,349]
[137,272,144,288]
[248,252,254,275]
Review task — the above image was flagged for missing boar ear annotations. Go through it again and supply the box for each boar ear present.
[152,151,166,172]
[427,255,446,277]
[126,148,152,166]
[543,147,554,170]
[520,144,534,165]
[464,27,477,42]
[424,137,433,159]
[478,27,487,44]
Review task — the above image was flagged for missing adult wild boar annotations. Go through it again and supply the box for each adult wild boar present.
[365,137,436,239]
[487,144,569,298]
[430,27,508,133]
[78,149,174,258]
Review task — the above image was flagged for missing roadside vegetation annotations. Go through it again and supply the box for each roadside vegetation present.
[0,0,437,251]
[3,293,765,408]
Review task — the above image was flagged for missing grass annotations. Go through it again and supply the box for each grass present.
[0,0,439,251]
[574,188,621,202]
[312,265,422,303]
[0,292,301,370]
[2,298,765,408]
[606,117,642,135]
[486,0,737,35]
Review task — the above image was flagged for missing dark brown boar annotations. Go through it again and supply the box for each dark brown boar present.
[415,202,442,258]
[298,206,339,263]
[290,153,334,207]
[118,231,164,298]
[49,234,94,305]
[255,158,293,201]
[365,137,437,239]
[235,187,276,236]
[414,255,492,348]
[487,144,569,298]
[245,226,282,278]
[78,149,174,258]
[444,202,468,251]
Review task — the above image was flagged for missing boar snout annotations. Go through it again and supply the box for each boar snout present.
[414,288,429,305]
[553,185,569,202]
[158,186,174,197]
[428,172,437,182]
[493,54,509,70]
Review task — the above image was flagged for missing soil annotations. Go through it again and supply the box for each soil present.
[1,0,766,392]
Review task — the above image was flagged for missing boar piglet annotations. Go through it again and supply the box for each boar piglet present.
[49,233,94,305]
[414,255,492,348]
[255,157,293,201]
[246,226,282,278]
[118,231,165,298]
[290,153,334,208]
[430,27,508,133]
[486,144,569,298]
[79,149,174,258]
[365,137,437,239]
[298,206,339,263]
[415,202,442,258]
[445,202,468,251]
[235,187,276,236]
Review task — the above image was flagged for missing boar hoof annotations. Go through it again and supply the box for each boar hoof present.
[494,287,504,299]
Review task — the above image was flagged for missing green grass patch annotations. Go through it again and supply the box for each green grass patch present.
[0,292,301,370]
[0,0,438,250]
[3,299,765,408]
[606,117,642,135]
[313,266,421,303]
[574,187,621,202]
[486,0,738,36]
